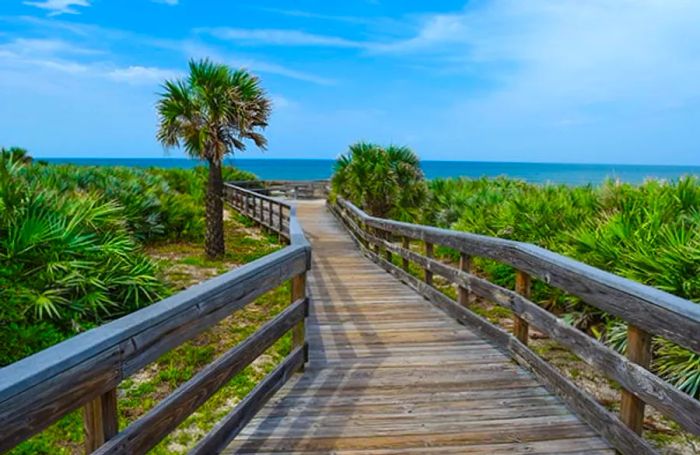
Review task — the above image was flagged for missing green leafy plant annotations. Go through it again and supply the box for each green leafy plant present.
[331,142,427,221]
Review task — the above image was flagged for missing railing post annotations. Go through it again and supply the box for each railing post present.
[268,200,273,229]
[424,241,433,286]
[458,252,472,307]
[278,203,284,234]
[384,232,393,263]
[402,237,410,271]
[83,388,118,453]
[373,228,381,255]
[620,325,652,435]
[513,270,531,345]
[291,272,307,370]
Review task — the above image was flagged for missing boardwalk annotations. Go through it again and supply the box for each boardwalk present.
[225,201,613,454]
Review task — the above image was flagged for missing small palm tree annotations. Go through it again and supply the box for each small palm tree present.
[157,59,271,258]
[332,142,427,220]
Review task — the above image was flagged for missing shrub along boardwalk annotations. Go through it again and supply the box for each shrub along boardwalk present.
[224,201,613,454]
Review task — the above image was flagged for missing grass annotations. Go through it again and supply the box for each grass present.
[11,212,291,455]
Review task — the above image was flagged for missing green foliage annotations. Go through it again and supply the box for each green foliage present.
[0,156,256,366]
[331,142,427,220]
[424,176,700,398]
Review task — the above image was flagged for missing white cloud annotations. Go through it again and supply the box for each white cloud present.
[106,65,180,85]
[151,0,178,5]
[23,0,91,16]
[198,27,364,48]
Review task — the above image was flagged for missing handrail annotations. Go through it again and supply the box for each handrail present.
[0,183,311,454]
[330,196,700,455]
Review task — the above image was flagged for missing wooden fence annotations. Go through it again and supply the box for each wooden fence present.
[0,184,311,454]
[330,196,700,455]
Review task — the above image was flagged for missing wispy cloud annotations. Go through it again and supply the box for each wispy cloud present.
[23,0,91,16]
[151,0,178,5]
[197,27,364,48]
[106,65,180,85]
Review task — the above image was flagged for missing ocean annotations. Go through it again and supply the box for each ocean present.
[40,158,700,186]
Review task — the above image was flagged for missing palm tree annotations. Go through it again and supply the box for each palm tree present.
[157,59,271,258]
[332,142,427,220]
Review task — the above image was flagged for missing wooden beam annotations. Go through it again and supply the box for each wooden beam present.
[83,388,118,453]
[384,232,393,263]
[402,237,410,272]
[424,242,434,286]
[291,273,307,369]
[458,252,471,307]
[620,325,652,435]
[513,271,531,345]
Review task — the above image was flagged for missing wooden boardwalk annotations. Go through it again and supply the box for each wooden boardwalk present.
[224,201,613,454]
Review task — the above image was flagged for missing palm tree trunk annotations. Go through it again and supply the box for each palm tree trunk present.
[205,157,225,258]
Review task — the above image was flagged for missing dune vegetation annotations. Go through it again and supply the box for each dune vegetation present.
[0,149,256,366]
[332,142,700,401]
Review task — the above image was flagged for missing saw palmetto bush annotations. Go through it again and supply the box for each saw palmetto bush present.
[331,142,427,221]
[420,175,700,397]
[0,155,257,365]
[0,157,166,365]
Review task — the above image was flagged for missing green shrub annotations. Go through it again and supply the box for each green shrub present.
[0,156,257,365]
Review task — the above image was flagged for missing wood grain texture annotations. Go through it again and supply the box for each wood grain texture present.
[352,220,700,436]
[223,201,614,454]
[620,325,653,435]
[513,271,531,345]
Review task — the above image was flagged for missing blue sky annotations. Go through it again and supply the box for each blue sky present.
[1,0,699,164]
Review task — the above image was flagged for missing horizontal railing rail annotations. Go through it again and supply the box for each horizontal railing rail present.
[329,196,700,455]
[228,179,330,200]
[0,184,311,454]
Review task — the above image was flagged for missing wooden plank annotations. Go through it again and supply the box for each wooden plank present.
[190,346,305,455]
[458,252,471,307]
[362,231,700,435]
[83,388,118,453]
[620,325,653,435]
[513,270,530,345]
[425,241,434,286]
[363,251,656,454]
[94,299,307,455]
[402,237,410,271]
[291,273,307,369]
[225,437,613,454]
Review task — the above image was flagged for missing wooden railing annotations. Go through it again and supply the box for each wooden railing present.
[228,180,330,200]
[224,183,291,241]
[329,196,700,455]
[0,184,311,454]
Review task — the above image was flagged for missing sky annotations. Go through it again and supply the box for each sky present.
[0,0,699,164]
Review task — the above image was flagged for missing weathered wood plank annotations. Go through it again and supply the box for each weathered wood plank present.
[620,325,653,435]
[83,388,118,453]
[360,242,656,454]
[355,227,700,436]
